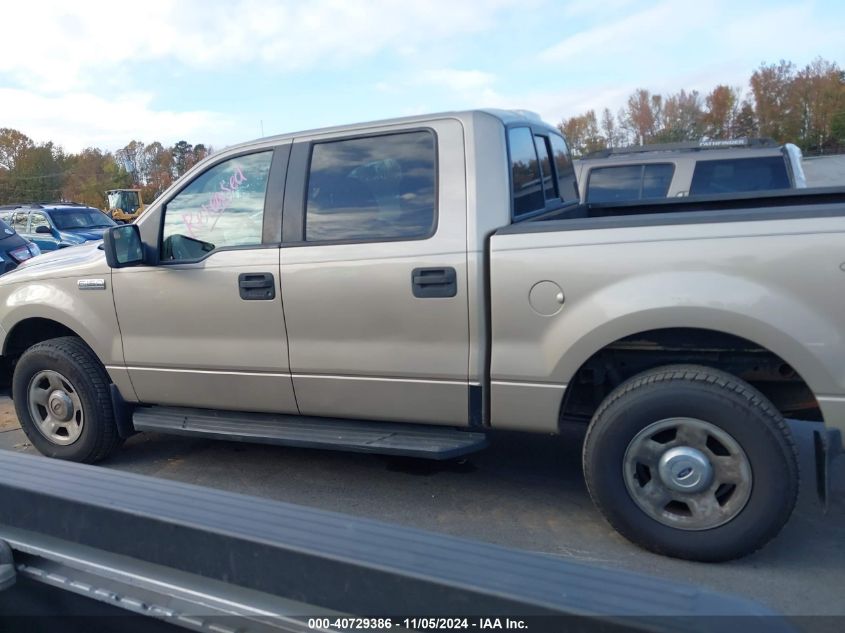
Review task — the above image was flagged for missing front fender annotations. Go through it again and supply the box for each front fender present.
[0,279,123,366]
[0,278,139,402]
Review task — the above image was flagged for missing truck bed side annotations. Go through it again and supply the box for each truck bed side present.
[488,193,845,436]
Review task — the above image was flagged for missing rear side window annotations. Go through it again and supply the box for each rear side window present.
[586,163,675,203]
[509,127,545,217]
[549,134,577,202]
[534,135,556,202]
[11,212,28,232]
[689,157,790,196]
[305,130,436,242]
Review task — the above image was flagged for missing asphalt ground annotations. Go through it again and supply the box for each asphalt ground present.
[0,393,842,619]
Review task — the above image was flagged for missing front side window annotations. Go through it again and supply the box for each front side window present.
[305,130,436,242]
[586,163,675,203]
[689,157,790,196]
[161,151,273,261]
[30,213,50,231]
[11,212,28,232]
[549,134,578,202]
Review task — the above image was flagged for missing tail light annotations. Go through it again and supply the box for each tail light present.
[9,244,36,262]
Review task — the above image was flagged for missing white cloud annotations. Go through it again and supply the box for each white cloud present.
[418,69,497,93]
[558,0,640,18]
[1,0,842,150]
[535,0,845,120]
[0,88,232,152]
[540,1,694,65]
[0,0,527,150]
[372,67,501,111]
[0,0,527,91]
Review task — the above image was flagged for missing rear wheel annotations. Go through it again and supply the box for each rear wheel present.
[13,337,122,463]
[583,364,798,561]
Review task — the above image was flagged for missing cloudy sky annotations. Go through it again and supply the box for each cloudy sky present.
[2,0,843,152]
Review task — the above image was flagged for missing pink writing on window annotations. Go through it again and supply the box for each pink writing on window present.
[183,166,247,237]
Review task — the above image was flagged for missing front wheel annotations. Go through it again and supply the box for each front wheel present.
[13,337,122,463]
[583,365,799,561]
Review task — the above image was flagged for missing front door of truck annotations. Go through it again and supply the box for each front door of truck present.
[279,120,471,426]
[112,146,298,413]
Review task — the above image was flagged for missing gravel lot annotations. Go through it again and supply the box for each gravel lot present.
[0,393,842,618]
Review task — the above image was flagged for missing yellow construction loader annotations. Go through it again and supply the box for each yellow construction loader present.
[105,189,145,223]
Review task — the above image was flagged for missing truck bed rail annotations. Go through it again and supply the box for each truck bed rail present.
[0,451,791,632]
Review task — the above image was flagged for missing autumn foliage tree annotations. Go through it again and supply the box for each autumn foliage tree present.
[560,57,845,157]
[558,110,604,156]
[61,148,131,208]
[702,85,740,139]
[655,89,705,142]
[0,132,212,206]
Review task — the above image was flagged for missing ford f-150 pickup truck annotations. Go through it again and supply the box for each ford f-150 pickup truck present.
[0,110,842,562]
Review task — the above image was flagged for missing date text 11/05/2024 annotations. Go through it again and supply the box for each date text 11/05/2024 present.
[307,618,528,630]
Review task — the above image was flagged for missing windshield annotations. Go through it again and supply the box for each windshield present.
[50,210,116,230]
[108,191,140,213]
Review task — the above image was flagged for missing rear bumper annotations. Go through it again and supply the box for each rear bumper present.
[815,396,845,437]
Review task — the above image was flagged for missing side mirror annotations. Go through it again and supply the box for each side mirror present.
[103,224,145,268]
[35,225,51,234]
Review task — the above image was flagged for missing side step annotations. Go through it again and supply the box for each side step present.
[132,407,488,460]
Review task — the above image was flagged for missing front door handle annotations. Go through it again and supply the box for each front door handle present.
[238,272,276,300]
[411,267,457,298]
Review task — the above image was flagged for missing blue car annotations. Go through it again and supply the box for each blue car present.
[0,203,117,251]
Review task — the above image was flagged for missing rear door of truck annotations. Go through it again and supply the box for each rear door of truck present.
[278,119,471,426]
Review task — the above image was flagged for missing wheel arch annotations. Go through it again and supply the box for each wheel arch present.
[558,324,826,427]
[1,314,136,404]
[3,317,83,358]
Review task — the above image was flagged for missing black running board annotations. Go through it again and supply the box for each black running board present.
[132,407,488,460]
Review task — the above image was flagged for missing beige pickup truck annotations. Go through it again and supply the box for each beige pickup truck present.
[0,110,842,562]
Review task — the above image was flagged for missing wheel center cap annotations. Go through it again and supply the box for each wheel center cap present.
[658,446,713,493]
[48,391,73,422]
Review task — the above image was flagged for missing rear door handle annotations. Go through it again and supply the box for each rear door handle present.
[238,272,276,300]
[411,267,457,298]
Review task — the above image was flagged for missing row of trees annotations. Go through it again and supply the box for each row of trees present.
[0,130,211,208]
[560,58,845,157]
[2,57,843,204]
[114,140,210,206]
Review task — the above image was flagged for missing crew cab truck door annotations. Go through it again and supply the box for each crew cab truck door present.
[280,120,470,425]
[112,146,298,413]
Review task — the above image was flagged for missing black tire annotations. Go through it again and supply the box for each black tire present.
[583,364,799,562]
[13,336,122,463]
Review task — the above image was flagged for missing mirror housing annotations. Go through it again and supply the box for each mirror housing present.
[35,225,51,234]
[103,224,145,268]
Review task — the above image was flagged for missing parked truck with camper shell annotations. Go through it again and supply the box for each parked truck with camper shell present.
[0,110,841,562]
[575,138,807,204]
